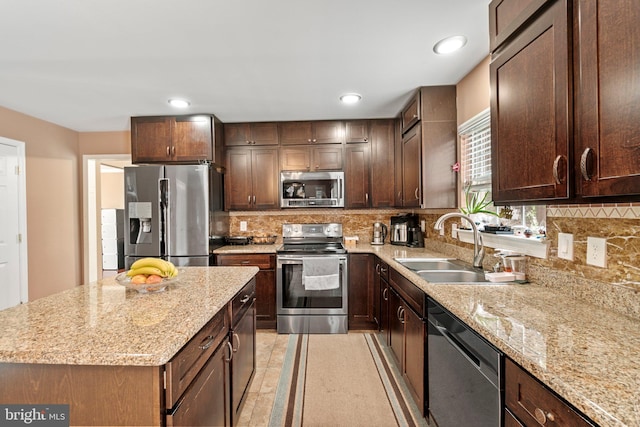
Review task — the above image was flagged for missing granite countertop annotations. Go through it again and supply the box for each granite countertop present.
[0,266,259,367]
[213,244,278,254]
[356,243,639,427]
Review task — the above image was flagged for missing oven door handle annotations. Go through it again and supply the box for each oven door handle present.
[277,256,347,263]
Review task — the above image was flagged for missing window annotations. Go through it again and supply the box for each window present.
[458,109,546,235]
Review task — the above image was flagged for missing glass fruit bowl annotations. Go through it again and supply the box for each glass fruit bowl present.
[115,272,178,293]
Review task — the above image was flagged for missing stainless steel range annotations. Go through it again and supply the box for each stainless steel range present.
[276,223,348,334]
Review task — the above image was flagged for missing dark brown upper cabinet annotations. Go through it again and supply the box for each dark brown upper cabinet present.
[401,93,420,134]
[573,0,640,198]
[345,120,370,143]
[490,0,639,203]
[280,145,343,171]
[224,122,279,146]
[279,121,344,145]
[489,0,552,52]
[490,0,571,203]
[131,115,223,165]
[225,147,279,210]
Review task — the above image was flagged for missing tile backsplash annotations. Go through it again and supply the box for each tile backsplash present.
[229,203,639,317]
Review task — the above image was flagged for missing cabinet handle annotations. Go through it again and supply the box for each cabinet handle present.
[312,139,317,143]
[414,187,420,200]
[552,155,566,185]
[363,138,368,142]
[166,146,170,157]
[399,307,405,324]
[580,147,594,181]
[248,195,252,205]
[376,263,380,274]
[412,114,418,119]
[225,341,233,362]
[253,195,256,204]
[199,335,216,350]
[232,333,240,353]
[380,267,387,273]
[534,407,556,424]
[240,260,250,265]
[382,287,388,301]
[171,146,175,156]
[365,193,369,203]
[246,140,251,144]
[307,139,312,143]
[240,294,251,303]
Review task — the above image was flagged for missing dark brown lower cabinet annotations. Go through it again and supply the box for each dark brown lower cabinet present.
[388,288,405,367]
[167,338,231,427]
[348,254,377,329]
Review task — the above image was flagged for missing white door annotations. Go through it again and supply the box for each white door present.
[0,140,26,310]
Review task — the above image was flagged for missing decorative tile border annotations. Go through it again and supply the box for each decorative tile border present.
[547,203,640,219]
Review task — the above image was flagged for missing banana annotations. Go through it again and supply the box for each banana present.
[126,266,165,277]
[127,258,178,278]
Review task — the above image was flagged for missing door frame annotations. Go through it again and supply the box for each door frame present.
[0,137,28,303]
[82,154,130,284]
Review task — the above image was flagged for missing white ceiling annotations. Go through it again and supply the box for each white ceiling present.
[0,0,490,132]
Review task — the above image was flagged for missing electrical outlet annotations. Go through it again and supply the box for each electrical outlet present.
[557,233,574,261]
[586,237,607,268]
[451,223,458,239]
[240,221,247,232]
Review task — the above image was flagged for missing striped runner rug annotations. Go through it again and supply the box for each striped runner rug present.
[269,332,428,427]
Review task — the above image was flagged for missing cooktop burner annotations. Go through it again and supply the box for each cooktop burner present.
[277,223,345,255]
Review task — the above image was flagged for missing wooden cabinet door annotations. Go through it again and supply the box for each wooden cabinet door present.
[227,122,280,146]
[345,120,369,143]
[226,149,253,210]
[574,0,640,198]
[280,147,310,171]
[489,0,551,52]
[255,269,276,329]
[490,0,571,203]
[403,305,426,416]
[279,122,313,145]
[250,122,279,145]
[394,119,404,206]
[348,254,376,329]
[388,288,405,369]
[231,301,255,425]
[251,148,279,210]
[379,277,390,344]
[313,121,344,144]
[224,123,252,146]
[402,123,422,207]
[345,143,370,208]
[312,145,343,170]
[401,92,420,133]
[167,339,231,427]
[370,119,395,207]
[172,116,213,162]
[131,116,172,163]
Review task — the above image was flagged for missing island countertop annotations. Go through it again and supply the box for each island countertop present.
[0,266,259,367]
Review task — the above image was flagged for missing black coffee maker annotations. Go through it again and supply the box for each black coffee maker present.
[390,213,421,246]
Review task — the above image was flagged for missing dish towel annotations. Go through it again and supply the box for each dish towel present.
[302,258,340,290]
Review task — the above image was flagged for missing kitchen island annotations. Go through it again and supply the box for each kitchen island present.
[0,266,259,426]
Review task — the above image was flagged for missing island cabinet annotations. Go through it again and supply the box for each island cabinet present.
[347,253,377,330]
[387,268,427,417]
[215,254,277,329]
[131,115,223,165]
[490,0,640,203]
[223,122,279,146]
[279,120,344,145]
[225,147,279,210]
[505,358,595,426]
[228,279,256,426]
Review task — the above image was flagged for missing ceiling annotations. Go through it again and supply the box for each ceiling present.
[0,0,491,132]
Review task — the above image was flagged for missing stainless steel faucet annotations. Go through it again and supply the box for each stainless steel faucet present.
[434,213,485,269]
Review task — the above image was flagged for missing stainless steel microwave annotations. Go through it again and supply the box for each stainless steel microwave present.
[280,171,344,208]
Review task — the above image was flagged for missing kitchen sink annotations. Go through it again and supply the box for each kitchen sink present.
[393,258,464,271]
[394,257,490,283]
[416,269,488,283]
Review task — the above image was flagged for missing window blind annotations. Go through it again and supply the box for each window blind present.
[459,108,491,191]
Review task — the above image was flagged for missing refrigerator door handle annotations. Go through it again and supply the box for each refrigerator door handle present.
[159,177,170,258]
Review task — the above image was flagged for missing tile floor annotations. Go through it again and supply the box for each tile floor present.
[237,330,289,426]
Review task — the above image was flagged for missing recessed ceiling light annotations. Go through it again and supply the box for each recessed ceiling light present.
[340,93,362,104]
[433,35,467,54]
[168,99,190,108]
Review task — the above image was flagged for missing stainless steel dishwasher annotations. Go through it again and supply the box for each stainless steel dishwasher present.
[427,298,503,427]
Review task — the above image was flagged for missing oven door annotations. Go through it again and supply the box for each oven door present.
[276,255,348,316]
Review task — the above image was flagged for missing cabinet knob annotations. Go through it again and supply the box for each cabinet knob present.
[246,140,251,144]
[534,407,555,424]
[412,114,418,119]
[312,139,317,143]
[580,148,594,181]
[308,139,312,143]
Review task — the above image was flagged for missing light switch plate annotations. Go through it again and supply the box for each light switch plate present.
[557,232,574,261]
[586,237,607,268]
[240,221,247,232]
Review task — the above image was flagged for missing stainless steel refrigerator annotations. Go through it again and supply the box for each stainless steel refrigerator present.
[124,164,228,268]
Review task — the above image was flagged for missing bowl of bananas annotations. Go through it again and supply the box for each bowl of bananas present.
[116,258,179,293]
